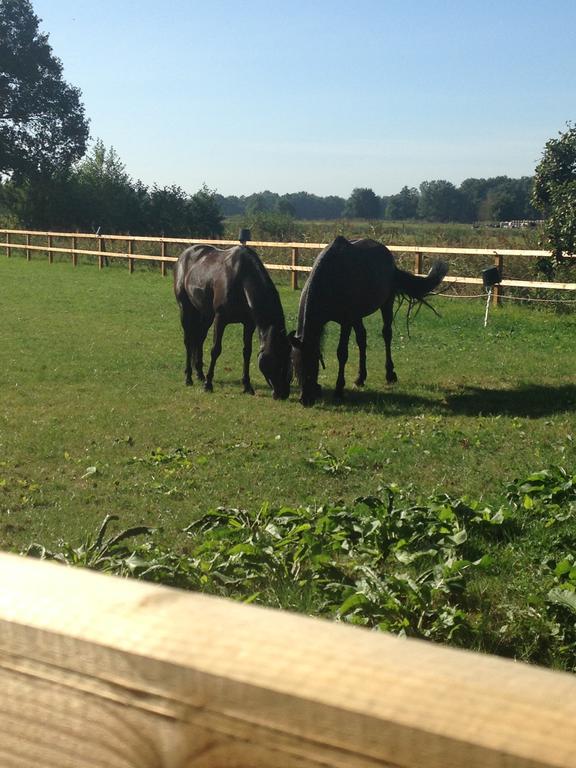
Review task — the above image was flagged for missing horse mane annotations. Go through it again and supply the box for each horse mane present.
[239,246,287,333]
[298,237,350,339]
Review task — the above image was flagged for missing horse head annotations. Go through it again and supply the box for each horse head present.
[258,326,292,400]
[288,332,323,406]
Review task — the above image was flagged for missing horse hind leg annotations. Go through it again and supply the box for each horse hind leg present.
[178,298,196,386]
[193,317,211,382]
[381,301,397,384]
[335,323,352,398]
[353,320,367,387]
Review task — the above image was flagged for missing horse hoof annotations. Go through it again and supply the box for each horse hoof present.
[386,374,398,385]
[334,389,345,400]
[185,379,193,387]
[244,386,255,396]
[354,378,365,387]
[204,382,214,393]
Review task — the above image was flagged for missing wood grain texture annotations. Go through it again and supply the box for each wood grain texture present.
[1,554,575,767]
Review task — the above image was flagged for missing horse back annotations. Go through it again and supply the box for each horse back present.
[174,244,254,319]
[309,238,396,322]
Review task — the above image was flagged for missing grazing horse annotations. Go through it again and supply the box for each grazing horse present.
[290,236,448,406]
[174,244,291,399]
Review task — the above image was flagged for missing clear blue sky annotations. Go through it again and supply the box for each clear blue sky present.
[33,0,576,198]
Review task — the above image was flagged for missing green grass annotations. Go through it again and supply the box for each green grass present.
[1,254,574,549]
[1,254,576,668]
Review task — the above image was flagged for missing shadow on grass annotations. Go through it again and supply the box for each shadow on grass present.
[444,383,576,418]
[313,387,443,414]
[313,383,576,418]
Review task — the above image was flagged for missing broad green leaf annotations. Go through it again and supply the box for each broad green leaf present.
[547,588,576,614]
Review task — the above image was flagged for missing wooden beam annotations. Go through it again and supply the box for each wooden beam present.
[6,229,573,260]
[0,554,575,768]
[0,229,575,293]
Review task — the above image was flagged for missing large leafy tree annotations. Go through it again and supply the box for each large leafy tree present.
[187,184,224,238]
[532,124,576,263]
[384,186,419,220]
[72,139,143,232]
[343,187,381,219]
[418,180,469,222]
[0,0,89,179]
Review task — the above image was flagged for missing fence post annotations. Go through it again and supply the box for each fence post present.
[414,251,423,275]
[161,239,166,277]
[98,237,104,270]
[493,254,504,305]
[291,247,299,290]
[48,234,53,264]
[72,235,78,267]
[26,233,31,261]
[128,239,134,273]
[5,232,10,258]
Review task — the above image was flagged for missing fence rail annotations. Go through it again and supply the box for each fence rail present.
[2,228,576,298]
[1,553,575,768]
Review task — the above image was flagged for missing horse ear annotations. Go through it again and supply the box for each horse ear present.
[287,331,301,349]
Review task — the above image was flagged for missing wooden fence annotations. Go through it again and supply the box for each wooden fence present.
[2,228,576,302]
[1,552,575,767]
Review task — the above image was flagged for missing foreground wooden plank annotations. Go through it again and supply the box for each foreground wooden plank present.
[0,554,575,768]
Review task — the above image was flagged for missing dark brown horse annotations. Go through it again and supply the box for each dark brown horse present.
[174,244,291,399]
[290,236,448,406]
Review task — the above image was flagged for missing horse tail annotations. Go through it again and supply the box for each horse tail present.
[394,260,448,300]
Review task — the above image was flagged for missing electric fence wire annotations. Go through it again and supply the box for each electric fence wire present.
[437,288,576,304]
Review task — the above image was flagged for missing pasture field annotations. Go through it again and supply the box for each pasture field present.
[223,217,545,251]
[1,255,575,668]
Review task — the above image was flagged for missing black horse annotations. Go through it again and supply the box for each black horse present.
[174,244,291,399]
[290,236,448,406]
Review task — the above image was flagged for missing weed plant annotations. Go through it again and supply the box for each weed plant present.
[25,467,576,670]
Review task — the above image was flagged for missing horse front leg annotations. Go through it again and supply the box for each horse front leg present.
[353,320,367,386]
[242,321,256,395]
[204,315,226,392]
[381,301,397,384]
[335,323,352,398]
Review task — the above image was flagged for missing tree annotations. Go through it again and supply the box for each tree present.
[146,184,191,236]
[72,139,141,232]
[384,186,419,220]
[459,178,491,221]
[245,191,278,215]
[275,198,295,216]
[281,192,345,220]
[532,124,576,263]
[0,171,76,228]
[418,180,468,222]
[343,187,381,219]
[0,0,89,179]
[188,184,224,238]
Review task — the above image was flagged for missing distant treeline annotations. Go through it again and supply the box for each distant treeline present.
[0,139,539,238]
[218,176,538,224]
